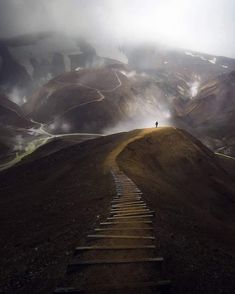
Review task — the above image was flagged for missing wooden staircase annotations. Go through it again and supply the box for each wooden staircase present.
[54,170,171,293]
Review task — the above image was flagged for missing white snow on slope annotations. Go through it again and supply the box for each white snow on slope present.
[185,51,217,65]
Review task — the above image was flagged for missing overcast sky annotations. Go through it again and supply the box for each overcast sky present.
[0,0,234,58]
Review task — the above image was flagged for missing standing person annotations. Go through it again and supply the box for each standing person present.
[155,121,159,128]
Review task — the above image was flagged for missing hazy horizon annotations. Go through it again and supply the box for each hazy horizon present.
[0,0,234,59]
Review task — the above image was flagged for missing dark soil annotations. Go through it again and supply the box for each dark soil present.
[0,134,127,293]
[117,128,235,294]
[0,127,235,293]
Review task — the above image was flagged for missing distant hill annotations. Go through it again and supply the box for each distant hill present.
[1,35,235,158]
[23,67,135,133]
[123,43,235,83]
[1,33,235,108]
[0,45,32,97]
[0,92,34,128]
[173,71,235,156]
[0,92,38,159]
[24,65,173,134]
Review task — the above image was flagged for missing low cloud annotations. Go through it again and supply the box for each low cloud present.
[0,0,234,58]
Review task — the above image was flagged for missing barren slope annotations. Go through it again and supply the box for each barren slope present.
[117,127,235,293]
[0,128,234,293]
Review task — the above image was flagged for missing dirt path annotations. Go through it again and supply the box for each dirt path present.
[55,128,171,293]
[45,69,122,128]
[104,128,157,172]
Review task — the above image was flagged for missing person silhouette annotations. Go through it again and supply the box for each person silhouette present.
[155,121,159,128]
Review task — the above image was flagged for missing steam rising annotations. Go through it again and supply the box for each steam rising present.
[190,81,200,98]
[8,88,27,105]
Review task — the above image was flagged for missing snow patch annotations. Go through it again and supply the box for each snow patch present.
[185,51,194,57]
[209,57,217,64]
[185,51,217,65]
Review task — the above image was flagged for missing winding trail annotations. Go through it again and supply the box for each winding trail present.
[0,70,122,172]
[0,122,103,172]
[44,70,122,127]
[55,128,171,293]
[104,129,156,172]
[215,152,235,161]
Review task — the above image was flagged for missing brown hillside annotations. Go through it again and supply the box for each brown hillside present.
[0,128,234,293]
[117,127,235,293]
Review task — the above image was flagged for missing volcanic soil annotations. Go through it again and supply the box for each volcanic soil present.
[0,127,234,293]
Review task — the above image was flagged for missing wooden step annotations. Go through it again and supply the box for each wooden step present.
[67,257,163,272]
[112,199,143,202]
[111,211,153,216]
[114,196,142,199]
[120,187,140,189]
[115,184,138,186]
[113,198,142,202]
[110,209,155,216]
[116,186,137,188]
[117,191,142,193]
[114,197,142,200]
[111,207,148,211]
[111,202,145,206]
[87,234,155,240]
[111,205,147,209]
[110,213,152,218]
[115,195,142,198]
[116,191,141,194]
[110,208,150,212]
[111,207,148,210]
[75,245,156,251]
[111,201,144,205]
[112,197,142,202]
[117,193,143,196]
[117,189,140,192]
[54,280,171,293]
[115,194,141,197]
[100,221,152,225]
[112,202,146,206]
[117,187,140,189]
[108,215,153,220]
[94,228,154,231]
[116,191,138,193]
[111,204,147,208]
